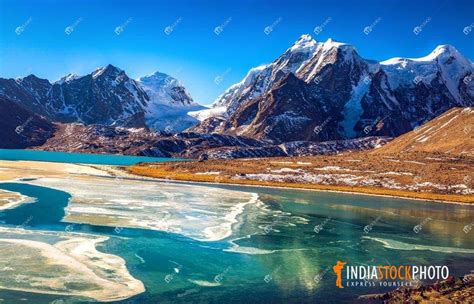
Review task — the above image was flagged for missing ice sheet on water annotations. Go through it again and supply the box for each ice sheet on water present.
[21,176,259,242]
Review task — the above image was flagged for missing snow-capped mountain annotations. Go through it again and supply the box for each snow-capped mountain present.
[0,65,202,132]
[138,72,205,132]
[190,34,318,121]
[189,35,473,143]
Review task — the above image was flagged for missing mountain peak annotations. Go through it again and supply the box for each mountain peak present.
[289,34,317,53]
[322,38,352,50]
[382,44,467,66]
[55,73,78,84]
[430,44,459,58]
[296,34,314,42]
[139,71,178,87]
[92,64,123,79]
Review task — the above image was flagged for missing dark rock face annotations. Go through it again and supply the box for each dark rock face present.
[1,35,472,159]
[35,122,389,159]
[0,65,149,127]
[0,65,199,132]
[0,97,56,148]
[191,36,474,144]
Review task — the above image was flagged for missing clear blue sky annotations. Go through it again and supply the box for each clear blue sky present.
[0,0,473,105]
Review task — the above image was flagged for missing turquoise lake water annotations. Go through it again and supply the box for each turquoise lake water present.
[0,153,473,303]
[0,149,183,165]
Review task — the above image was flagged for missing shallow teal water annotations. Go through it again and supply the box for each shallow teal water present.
[0,149,183,165]
[0,180,473,304]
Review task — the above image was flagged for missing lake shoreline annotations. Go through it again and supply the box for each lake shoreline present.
[124,152,473,205]
[0,157,470,205]
[118,166,472,205]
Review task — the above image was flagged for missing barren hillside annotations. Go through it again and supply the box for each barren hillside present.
[373,107,473,156]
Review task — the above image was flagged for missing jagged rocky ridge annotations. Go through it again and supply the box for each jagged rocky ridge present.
[34,122,389,159]
[190,35,473,144]
[1,35,473,159]
[0,65,202,132]
[0,96,56,149]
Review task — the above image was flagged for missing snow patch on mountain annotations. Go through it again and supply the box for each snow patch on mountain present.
[341,74,371,138]
[138,71,204,131]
